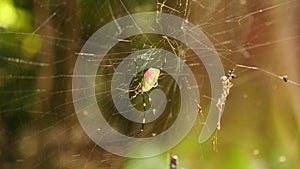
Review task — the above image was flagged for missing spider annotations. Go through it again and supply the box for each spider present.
[129,58,166,132]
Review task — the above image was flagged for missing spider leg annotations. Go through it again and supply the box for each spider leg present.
[141,93,146,132]
[160,58,167,70]
[129,83,141,100]
[153,81,158,88]
[133,57,143,77]
[133,58,138,68]
[131,93,138,100]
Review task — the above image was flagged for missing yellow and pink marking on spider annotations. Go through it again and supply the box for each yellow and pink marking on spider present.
[141,68,160,92]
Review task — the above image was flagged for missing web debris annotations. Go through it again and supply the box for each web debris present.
[170,154,179,169]
[215,64,300,131]
[216,69,236,130]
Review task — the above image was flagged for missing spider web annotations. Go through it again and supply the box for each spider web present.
[0,0,300,168]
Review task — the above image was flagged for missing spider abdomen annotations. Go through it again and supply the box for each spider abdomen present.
[141,68,160,92]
